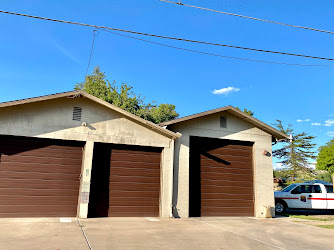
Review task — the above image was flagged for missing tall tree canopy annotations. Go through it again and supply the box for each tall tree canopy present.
[75,66,179,124]
[273,120,317,181]
[316,138,334,173]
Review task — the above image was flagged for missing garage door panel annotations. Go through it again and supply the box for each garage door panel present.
[204,148,252,157]
[109,197,159,206]
[0,178,80,190]
[109,190,159,199]
[0,212,77,218]
[190,137,254,217]
[200,165,252,175]
[1,155,81,166]
[201,154,252,163]
[0,163,81,175]
[88,144,161,218]
[201,192,253,200]
[108,206,159,214]
[201,181,253,189]
[109,182,160,192]
[109,161,161,170]
[0,171,80,181]
[1,147,82,159]
[0,139,81,149]
[110,153,161,164]
[201,184,252,193]
[201,199,254,208]
[0,188,79,197]
[0,135,83,218]
[108,145,161,217]
[0,196,79,206]
[110,167,160,178]
[112,149,161,159]
[0,205,78,214]
[201,206,254,215]
[206,146,252,154]
[201,211,253,216]
[200,160,252,169]
[110,175,161,184]
[201,172,253,182]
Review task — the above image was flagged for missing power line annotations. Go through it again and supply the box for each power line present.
[160,0,334,35]
[85,29,99,80]
[100,28,334,67]
[0,9,333,61]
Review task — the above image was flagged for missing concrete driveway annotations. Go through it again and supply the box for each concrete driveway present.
[0,216,333,250]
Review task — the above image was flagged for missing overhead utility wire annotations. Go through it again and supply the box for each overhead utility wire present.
[85,29,99,80]
[1,9,333,61]
[160,0,334,35]
[100,28,333,67]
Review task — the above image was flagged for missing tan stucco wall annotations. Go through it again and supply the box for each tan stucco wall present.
[168,111,275,218]
[0,97,174,218]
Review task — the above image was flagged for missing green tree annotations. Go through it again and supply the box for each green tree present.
[273,120,317,182]
[316,138,334,173]
[316,171,333,183]
[75,66,179,124]
[273,169,291,179]
[236,107,254,116]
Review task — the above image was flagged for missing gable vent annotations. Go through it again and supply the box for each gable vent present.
[220,116,227,128]
[72,107,82,121]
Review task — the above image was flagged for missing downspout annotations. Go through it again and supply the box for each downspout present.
[170,138,175,218]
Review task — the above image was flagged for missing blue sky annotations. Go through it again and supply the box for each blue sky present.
[1,0,334,160]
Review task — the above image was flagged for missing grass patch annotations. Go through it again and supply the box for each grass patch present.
[289,215,331,221]
[316,225,334,229]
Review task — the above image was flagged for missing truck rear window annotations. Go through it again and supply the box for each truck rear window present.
[325,185,333,193]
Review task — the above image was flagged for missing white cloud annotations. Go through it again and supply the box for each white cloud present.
[324,119,334,127]
[296,119,303,122]
[305,119,311,122]
[212,87,240,95]
[311,123,321,126]
[329,114,334,117]
[327,131,334,137]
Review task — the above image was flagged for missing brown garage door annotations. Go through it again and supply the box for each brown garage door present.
[0,135,84,218]
[88,144,162,217]
[190,137,254,217]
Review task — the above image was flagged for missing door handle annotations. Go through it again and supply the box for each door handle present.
[309,195,312,198]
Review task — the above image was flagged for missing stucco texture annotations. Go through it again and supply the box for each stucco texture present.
[168,111,275,218]
[0,96,174,218]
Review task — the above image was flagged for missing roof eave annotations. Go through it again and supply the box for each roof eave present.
[0,90,181,140]
[160,105,289,140]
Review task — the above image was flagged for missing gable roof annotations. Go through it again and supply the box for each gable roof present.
[0,90,181,139]
[160,105,288,140]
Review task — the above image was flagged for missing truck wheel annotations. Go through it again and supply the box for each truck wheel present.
[275,201,286,214]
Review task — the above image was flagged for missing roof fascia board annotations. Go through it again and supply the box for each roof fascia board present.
[160,105,288,140]
[0,90,80,108]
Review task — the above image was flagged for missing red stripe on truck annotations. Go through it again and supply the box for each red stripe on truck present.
[308,198,334,200]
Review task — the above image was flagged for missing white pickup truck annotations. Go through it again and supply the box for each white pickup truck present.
[274,182,334,213]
